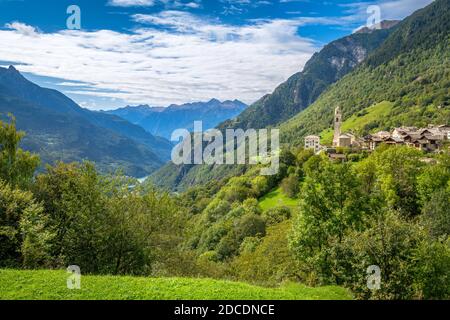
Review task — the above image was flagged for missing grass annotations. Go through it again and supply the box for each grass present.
[319,101,394,145]
[259,187,299,212]
[0,269,352,300]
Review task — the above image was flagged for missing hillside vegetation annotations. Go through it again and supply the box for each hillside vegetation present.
[0,269,351,300]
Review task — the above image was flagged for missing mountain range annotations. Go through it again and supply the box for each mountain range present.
[0,66,173,177]
[150,0,449,191]
[106,99,247,140]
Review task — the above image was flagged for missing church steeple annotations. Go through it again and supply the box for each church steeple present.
[333,106,342,147]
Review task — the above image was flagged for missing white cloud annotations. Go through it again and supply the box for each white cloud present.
[2,0,432,110]
[341,0,434,21]
[108,0,156,7]
[376,0,434,19]
[0,14,323,109]
[5,21,39,36]
[108,0,202,9]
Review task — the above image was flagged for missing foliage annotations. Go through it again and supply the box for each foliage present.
[0,116,39,188]
[231,221,304,286]
[421,189,450,239]
[327,210,425,299]
[263,206,292,226]
[27,162,186,275]
[289,156,370,282]
[0,180,45,268]
[287,147,450,299]
[280,174,299,198]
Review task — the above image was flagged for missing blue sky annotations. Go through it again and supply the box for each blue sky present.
[0,0,434,110]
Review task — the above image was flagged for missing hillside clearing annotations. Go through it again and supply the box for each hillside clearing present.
[258,188,299,212]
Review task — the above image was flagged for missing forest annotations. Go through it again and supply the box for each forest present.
[1,115,449,300]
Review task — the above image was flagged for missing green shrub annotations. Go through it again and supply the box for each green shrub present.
[239,236,261,254]
[0,181,46,268]
[280,174,299,198]
[235,214,266,241]
[231,221,303,285]
[263,206,292,226]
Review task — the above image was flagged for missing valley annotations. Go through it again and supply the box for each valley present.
[0,0,449,302]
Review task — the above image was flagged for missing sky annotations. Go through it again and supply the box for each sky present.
[0,0,434,110]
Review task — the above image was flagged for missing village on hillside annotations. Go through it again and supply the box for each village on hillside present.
[305,107,450,159]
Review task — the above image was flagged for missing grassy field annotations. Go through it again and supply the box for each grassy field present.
[320,101,394,144]
[259,187,299,212]
[0,269,352,300]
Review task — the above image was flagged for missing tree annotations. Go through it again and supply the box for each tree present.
[327,210,448,300]
[0,116,39,188]
[280,174,299,198]
[0,180,45,267]
[417,153,450,205]
[30,162,186,275]
[368,146,424,216]
[289,156,370,282]
[251,176,269,197]
[421,189,450,239]
[32,162,108,272]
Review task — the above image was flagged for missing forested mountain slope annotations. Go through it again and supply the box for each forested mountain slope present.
[280,0,450,145]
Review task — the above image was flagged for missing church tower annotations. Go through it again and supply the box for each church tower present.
[333,106,342,147]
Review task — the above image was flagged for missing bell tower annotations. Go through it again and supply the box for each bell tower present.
[333,106,342,147]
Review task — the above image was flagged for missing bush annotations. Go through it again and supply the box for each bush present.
[251,176,269,197]
[0,180,47,268]
[280,175,299,198]
[216,232,240,260]
[421,189,450,239]
[204,199,232,222]
[328,211,426,299]
[197,222,230,252]
[263,206,292,226]
[242,198,262,216]
[411,238,450,299]
[239,236,261,254]
[231,221,303,285]
[235,214,266,241]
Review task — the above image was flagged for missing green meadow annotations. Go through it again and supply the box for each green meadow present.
[0,269,351,300]
[258,188,299,212]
